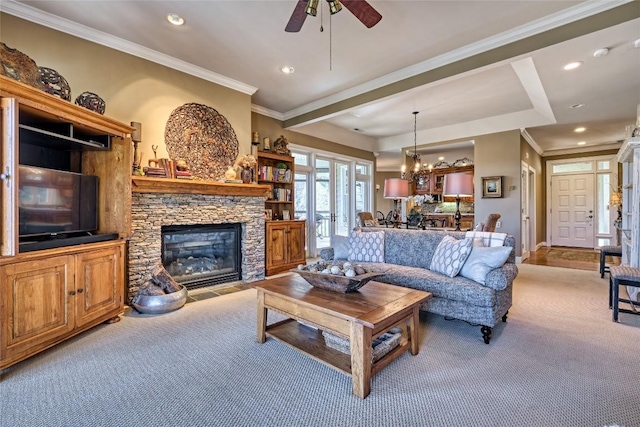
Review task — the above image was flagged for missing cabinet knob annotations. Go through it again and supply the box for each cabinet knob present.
[0,166,10,187]
[77,288,84,293]
[69,290,76,296]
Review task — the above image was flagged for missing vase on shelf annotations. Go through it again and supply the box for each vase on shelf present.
[241,167,252,184]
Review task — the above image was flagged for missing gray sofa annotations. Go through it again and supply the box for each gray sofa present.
[321,227,518,344]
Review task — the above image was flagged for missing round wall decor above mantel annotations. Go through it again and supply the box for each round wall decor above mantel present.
[164,103,239,181]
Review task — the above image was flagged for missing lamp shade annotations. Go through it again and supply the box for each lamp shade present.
[383,178,409,199]
[443,173,474,197]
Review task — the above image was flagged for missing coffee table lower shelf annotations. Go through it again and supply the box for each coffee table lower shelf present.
[265,318,410,377]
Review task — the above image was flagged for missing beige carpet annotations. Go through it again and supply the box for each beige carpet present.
[1,264,639,427]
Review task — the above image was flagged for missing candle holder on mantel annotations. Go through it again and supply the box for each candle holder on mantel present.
[131,121,142,174]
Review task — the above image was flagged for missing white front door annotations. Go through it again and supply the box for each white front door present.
[551,173,594,248]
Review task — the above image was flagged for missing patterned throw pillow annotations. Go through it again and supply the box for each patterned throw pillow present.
[429,235,473,277]
[348,230,385,263]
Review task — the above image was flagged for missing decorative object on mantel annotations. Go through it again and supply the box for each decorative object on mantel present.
[165,103,239,181]
[272,135,291,155]
[75,91,106,114]
[235,154,257,184]
[263,137,271,151]
[0,42,44,90]
[131,121,143,175]
[452,157,473,167]
[38,66,71,101]
[433,160,451,169]
[224,166,237,180]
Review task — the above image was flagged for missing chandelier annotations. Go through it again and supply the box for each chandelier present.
[401,111,421,182]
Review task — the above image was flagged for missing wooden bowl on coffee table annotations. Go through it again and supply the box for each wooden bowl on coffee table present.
[293,269,383,293]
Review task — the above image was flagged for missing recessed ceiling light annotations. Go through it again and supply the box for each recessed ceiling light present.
[281,66,295,74]
[577,141,586,146]
[593,48,609,58]
[563,61,583,71]
[438,156,444,161]
[167,13,185,26]
[570,103,585,109]
[574,127,586,133]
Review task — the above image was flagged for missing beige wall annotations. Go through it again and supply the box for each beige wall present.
[375,172,401,215]
[520,137,545,247]
[252,113,375,162]
[1,13,252,167]
[474,130,522,254]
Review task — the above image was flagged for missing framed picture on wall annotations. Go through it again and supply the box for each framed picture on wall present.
[482,176,503,198]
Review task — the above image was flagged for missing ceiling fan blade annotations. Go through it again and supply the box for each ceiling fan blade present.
[341,0,382,28]
[285,0,309,32]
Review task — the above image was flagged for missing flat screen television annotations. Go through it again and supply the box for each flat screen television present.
[18,165,98,239]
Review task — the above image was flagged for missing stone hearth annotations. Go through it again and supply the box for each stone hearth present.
[128,188,265,303]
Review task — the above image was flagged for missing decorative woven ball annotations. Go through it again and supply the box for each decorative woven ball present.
[75,91,105,114]
[164,103,239,181]
[0,42,43,90]
[39,67,71,101]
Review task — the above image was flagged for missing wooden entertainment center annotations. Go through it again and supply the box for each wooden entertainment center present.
[0,76,132,374]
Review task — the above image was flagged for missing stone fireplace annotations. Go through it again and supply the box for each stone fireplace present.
[128,179,268,303]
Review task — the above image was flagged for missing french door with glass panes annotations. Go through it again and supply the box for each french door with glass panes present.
[315,157,351,253]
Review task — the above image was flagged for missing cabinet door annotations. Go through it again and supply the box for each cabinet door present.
[266,222,288,270]
[432,172,445,194]
[1,97,18,256]
[75,246,123,328]
[288,221,306,265]
[0,255,74,361]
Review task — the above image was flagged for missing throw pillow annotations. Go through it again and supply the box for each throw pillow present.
[459,246,512,284]
[333,235,351,260]
[348,230,385,263]
[429,235,473,278]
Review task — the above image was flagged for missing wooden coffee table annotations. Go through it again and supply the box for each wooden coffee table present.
[255,274,431,398]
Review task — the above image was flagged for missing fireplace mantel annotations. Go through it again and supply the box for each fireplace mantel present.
[132,176,270,197]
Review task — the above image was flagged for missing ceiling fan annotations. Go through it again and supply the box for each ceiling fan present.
[285,0,382,33]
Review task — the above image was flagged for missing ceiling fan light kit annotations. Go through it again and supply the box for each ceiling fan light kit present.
[286,0,382,32]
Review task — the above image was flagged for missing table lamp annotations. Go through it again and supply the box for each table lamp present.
[384,178,409,224]
[443,173,474,231]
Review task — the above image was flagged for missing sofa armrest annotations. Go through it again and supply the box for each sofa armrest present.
[483,263,519,291]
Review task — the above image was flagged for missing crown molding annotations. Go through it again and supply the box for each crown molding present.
[541,142,622,157]
[251,105,284,121]
[283,0,633,121]
[0,1,258,96]
[520,129,544,155]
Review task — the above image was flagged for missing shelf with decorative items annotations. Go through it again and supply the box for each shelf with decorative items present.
[257,151,295,221]
[255,136,306,276]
